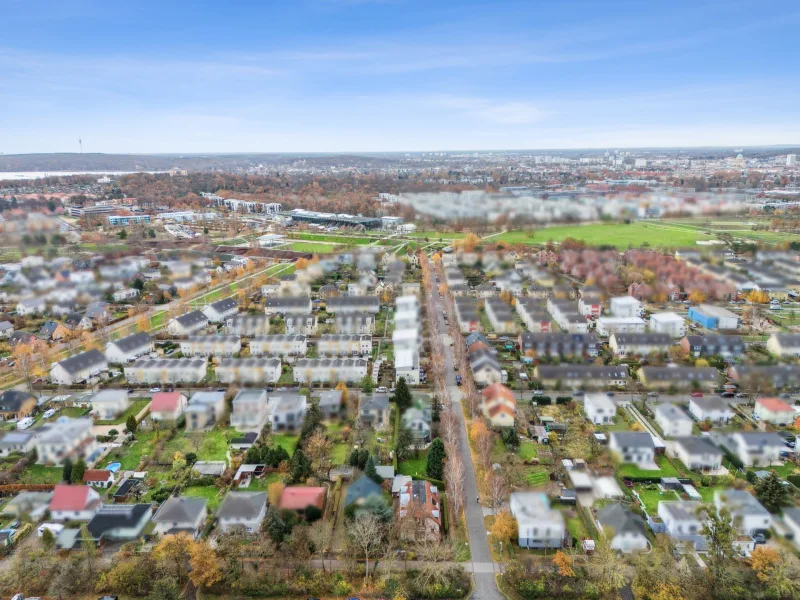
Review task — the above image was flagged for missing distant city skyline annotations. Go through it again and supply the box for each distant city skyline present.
[2,0,800,153]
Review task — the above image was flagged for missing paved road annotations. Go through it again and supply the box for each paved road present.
[431,289,503,600]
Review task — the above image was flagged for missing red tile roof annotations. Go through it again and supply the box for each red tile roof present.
[757,397,793,413]
[49,484,97,511]
[279,486,326,511]
[83,469,113,483]
[150,392,184,413]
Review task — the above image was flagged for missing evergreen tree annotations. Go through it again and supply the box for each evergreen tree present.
[265,509,289,545]
[364,455,381,483]
[71,457,87,484]
[755,472,791,512]
[288,449,312,483]
[62,458,73,483]
[360,375,374,394]
[393,377,412,411]
[395,427,414,462]
[300,401,323,439]
[431,395,441,423]
[126,414,138,434]
[425,437,446,480]
[118,229,127,240]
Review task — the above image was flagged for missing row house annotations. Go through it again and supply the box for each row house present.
[216,358,282,384]
[249,334,308,357]
[454,297,480,333]
[180,335,242,357]
[485,297,517,334]
[124,358,207,384]
[105,332,154,364]
[201,298,239,323]
[680,334,745,359]
[167,310,209,336]
[285,313,318,335]
[728,364,800,390]
[534,365,629,389]
[265,296,312,315]
[766,333,800,358]
[546,298,589,334]
[225,314,271,336]
[596,316,646,337]
[50,349,108,386]
[396,348,421,384]
[578,286,602,317]
[293,358,368,383]
[317,334,372,356]
[638,366,719,391]
[515,299,553,333]
[334,312,373,335]
[278,273,311,296]
[519,332,599,359]
[609,333,672,357]
[326,296,380,314]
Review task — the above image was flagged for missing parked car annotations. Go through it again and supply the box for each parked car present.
[691,391,704,398]
[376,386,387,393]
[149,387,161,393]
[456,375,462,386]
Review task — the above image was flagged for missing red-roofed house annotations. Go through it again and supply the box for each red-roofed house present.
[150,392,188,423]
[398,479,442,542]
[279,486,327,514]
[754,397,795,426]
[49,484,102,521]
[83,469,116,489]
[480,383,516,428]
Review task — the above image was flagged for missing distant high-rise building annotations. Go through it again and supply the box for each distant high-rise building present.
[787,154,797,166]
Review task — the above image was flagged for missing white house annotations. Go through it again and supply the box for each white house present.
[754,397,795,426]
[167,311,209,336]
[610,296,642,318]
[610,432,656,468]
[16,297,46,316]
[230,390,269,430]
[105,332,154,364]
[766,333,800,358]
[688,397,734,425]
[395,349,420,385]
[270,394,308,432]
[33,417,97,465]
[180,335,241,357]
[583,393,617,425]
[669,437,724,471]
[50,349,108,385]
[725,432,786,467]
[249,335,307,357]
[714,489,771,537]
[510,492,565,549]
[596,316,646,337]
[124,358,207,385]
[469,350,503,387]
[150,391,189,422]
[264,297,312,315]
[596,503,649,553]
[216,358,282,384]
[184,391,226,431]
[334,313,373,335]
[650,312,687,338]
[216,491,267,533]
[152,496,209,539]
[112,288,140,303]
[48,485,102,522]
[293,358,368,383]
[284,314,318,336]
[658,501,708,550]
[609,333,671,357]
[89,389,131,421]
[225,315,271,337]
[202,298,238,323]
[317,334,372,357]
[653,403,693,438]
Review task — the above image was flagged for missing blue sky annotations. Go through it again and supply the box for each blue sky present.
[1,0,799,153]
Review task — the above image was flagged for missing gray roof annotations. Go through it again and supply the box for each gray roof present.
[537,365,629,379]
[109,332,152,353]
[772,333,800,347]
[360,393,389,412]
[209,298,238,313]
[0,321,14,332]
[90,389,129,404]
[175,310,208,327]
[55,349,107,375]
[642,366,719,382]
[716,489,770,517]
[344,474,383,507]
[733,432,786,449]
[612,333,672,345]
[596,503,647,536]
[654,403,692,422]
[273,394,305,414]
[319,389,343,408]
[217,491,267,519]
[674,436,723,457]
[0,390,36,413]
[611,431,655,449]
[153,496,208,525]
[659,501,705,521]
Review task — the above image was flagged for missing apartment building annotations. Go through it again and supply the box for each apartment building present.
[215,358,282,384]
[124,358,207,385]
[180,335,241,358]
[249,334,308,357]
[225,314,271,336]
[293,358,368,383]
[317,334,372,356]
[485,297,517,334]
[334,313,373,335]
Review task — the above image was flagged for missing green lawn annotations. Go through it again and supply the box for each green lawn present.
[330,442,349,465]
[33,406,91,428]
[566,515,589,541]
[522,467,549,487]
[95,399,150,425]
[291,233,376,245]
[163,427,235,461]
[635,487,680,514]
[748,463,800,479]
[183,485,225,510]
[618,455,680,480]
[18,464,63,484]
[495,222,715,249]
[286,242,343,254]
[408,231,467,240]
[398,452,428,477]
[518,441,538,461]
[270,433,299,456]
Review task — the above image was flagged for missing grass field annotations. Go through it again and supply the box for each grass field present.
[635,487,680,514]
[18,464,63,484]
[270,433,299,456]
[94,399,150,425]
[291,233,377,245]
[285,242,343,253]
[330,442,349,465]
[409,231,467,240]
[496,223,716,248]
[398,451,428,477]
[618,455,680,479]
[182,485,225,510]
[518,440,538,461]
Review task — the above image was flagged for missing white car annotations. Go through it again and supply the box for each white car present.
[42,408,56,419]
[376,386,387,393]
[149,387,162,393]
[16,417,35,430]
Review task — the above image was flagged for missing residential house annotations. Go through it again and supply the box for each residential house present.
[317,334,372,357]
[180,335,241,357]
[780,508,800,546]
[264,296,312,315]
[225,314,271,336]
[166,310,209,336]
[33,417,96,465]
[38,320,68,341]
[534,365,629,389]
[83,469,116,488]
[395,349,420,385]
[0,320,14,338]
[688,397,734,424]
[610,432,656,468]
[89,389,131,420]
[670,437,724,471]
[326,296,380,314]
[152,496,209,539]
[49,485,102,521]
[112,288,139,303]
[519,332,598,359]
[293,358,368,384]
[766,333,800,358]
[714,489,771,536]
[16,296,46,316]
[150,391,189,423]
[596,316,646,337]
[681,334,745,359]
[0,390,36,421]
[485,298,517,334]
[249,334,307,357]
[724,432,786,467]
[596,503,649,553]
[729,365,800,390]
[578,288,602,318]
[469,349,503,387]
[345,474,384,509]
[359,393,390,428]
[50,349,108,385]
[319,389,343,419]
[284,313,318,335]
[216,358,282,384]
[638,367,719,392]
[0,491,52,520]
[279,487,326,515]
[510,492,565,549]
[202,298,238,323]
[230,390,269,430]
[217,491,268,533]
[583,393,617,425]
[609,333,672,357]
[271,394,307,432]
[105,332,154,363]
[398,479,442,542]
[0,430,35,457]
[124,358,207,384]
[480,383,516,428]
[184,391,226,431]
[334,312,373,335]
[402,405,432,443]
[649,312,687,338]
[547,299,589,333]
[754,397,795,425]
[658,501,707,550]
[454,297,480,333]
[610,296,642,318]
[516,299,552,333]
[63,312,92,332]
[653,403,693,438]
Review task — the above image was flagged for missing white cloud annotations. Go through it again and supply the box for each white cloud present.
[434,96,547,124]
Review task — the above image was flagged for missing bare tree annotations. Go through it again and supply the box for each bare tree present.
[475,425,495,469]
[444,453,466,518]
[347,512,385,581]
[488,471,508,511]
[440,411,460,450]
